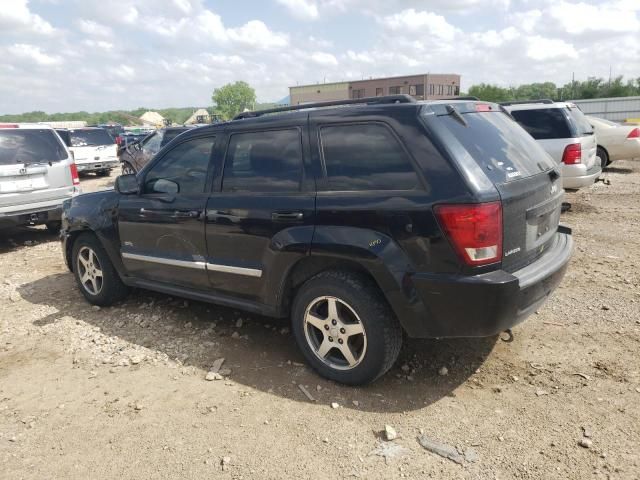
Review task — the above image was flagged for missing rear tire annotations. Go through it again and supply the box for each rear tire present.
[72,233,128,306]
[96,169,110,177]
[597,146,609,169]
[291,270,402,385]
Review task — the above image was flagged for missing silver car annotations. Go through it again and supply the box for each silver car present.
[502,100,601,190]
[0,124,81,232]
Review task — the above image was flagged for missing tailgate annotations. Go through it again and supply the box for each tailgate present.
[498,169,563,272]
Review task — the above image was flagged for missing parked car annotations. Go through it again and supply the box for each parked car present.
[59,127,118,176]
[97,124,125,145]
[61,96,573,385]
[119,126,194,174]
[117,132,150,156]
[587,116,640,167]
[0,123,81,231]
[502,100,601,191]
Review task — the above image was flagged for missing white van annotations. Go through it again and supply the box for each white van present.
[58,127,118,176]
[0,124,81,231]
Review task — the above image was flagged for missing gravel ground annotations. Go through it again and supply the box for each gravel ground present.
[1,165,639,479]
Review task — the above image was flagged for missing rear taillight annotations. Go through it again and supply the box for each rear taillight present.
[116,135,122,145]
[0,124,19,128]
[562,143,581,164]
[434,202,503,266]
[627,128,640,139]
[70,163,80,185]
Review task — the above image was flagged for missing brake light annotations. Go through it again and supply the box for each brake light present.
[434,202,503,266]
[70,163,80,185]
[475,104,493,112]
[562,143,581,164]
[115,135,122,145]
[0,124,19,128]
[627,128,640,139]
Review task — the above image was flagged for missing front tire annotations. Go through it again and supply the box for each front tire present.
[597,146,609,169]
[72,233,128,306]
[291,270,402,385]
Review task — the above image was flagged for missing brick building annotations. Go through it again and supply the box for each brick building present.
[289,73,461,105]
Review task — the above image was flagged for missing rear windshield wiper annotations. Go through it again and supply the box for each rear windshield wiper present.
[445,104,468,127]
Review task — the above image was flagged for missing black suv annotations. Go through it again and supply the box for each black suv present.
[61,96,572,385]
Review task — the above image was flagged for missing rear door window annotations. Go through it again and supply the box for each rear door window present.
[69,129,115,146]
[0,129,68,165]
[162,129,188,147]
[319,123,420,191]
[222,129,303,193]
[510,108,572,139]
[437,111,556,183]
[566,106,594,136]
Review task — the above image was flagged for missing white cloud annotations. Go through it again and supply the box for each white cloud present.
[549,1,640,34]
[0,0,55,35]
[381,9,458,41]
[526,36,578,60]
[226,20,289,49]
[311,51,338,66]
[8,43,62,66]
[276,0,319,20]
[76,19,112,37]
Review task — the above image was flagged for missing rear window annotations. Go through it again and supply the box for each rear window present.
[437,111,556,183]
[320,123,420,191]
[0,129,68,166]
[567,106,594,136]
[69,129,115,147]
[510,108,572,139]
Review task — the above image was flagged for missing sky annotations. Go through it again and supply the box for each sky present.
[0,0,639,114]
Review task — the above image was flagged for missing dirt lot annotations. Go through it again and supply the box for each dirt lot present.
[1,164,639,479]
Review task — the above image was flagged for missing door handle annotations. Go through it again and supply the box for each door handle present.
[272,211,304,221]
[172,210,201,219]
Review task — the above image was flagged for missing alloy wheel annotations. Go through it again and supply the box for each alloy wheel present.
[77,246,103,295]
[303,296,367,370]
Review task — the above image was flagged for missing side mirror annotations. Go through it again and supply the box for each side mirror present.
[115,174,139,195]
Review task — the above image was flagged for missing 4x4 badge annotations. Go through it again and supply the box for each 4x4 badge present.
[19,168,27,175]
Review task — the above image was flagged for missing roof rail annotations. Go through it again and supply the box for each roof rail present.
[443,96,480,101]
[499,99,555,106]
[233,94,416,120]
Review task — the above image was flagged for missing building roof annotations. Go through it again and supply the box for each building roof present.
[291,73,461,90]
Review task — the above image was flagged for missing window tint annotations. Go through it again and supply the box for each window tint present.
[69,129,114,146]
[510,108,571,139]
[222,129,303,192]
[566,106,594,135]
[320,123,419,191]
[162,128,189,147]
[143,136,214,194]
[0,129,67,166]
[438,112,556,184]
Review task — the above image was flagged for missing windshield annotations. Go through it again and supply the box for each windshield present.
[436,111,556,184]
[0,129,68,166]
[69,129,115,147]
[567,106,594,135]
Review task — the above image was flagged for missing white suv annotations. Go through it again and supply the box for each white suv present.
[56,127,118,176]
[0,124,81,231]
[502,100,601,190]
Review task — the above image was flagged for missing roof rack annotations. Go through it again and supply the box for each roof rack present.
[233,94,416,120]
[443,96,480,101]
[499,99,555,106]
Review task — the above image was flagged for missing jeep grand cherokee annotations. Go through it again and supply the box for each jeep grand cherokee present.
[61,95,573,385]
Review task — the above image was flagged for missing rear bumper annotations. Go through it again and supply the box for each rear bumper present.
[562,163,601,190]
[76,159,119,172]
[0,191,81,226]
[403,230,573,338]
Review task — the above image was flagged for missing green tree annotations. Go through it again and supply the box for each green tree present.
[211,81,256,120]
[467,83,514,102]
